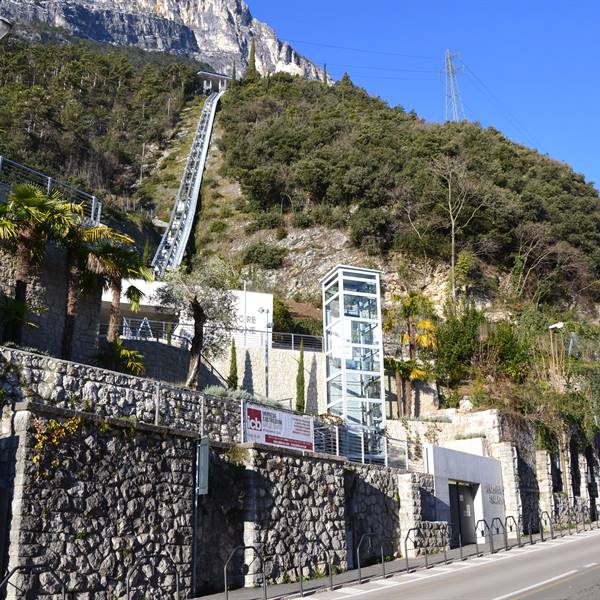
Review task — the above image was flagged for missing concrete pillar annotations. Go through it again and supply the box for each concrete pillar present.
[490,442,520,522]
[536,449,554,516]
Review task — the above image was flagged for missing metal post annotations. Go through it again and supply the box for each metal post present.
[381,545,386,578]
[47,176,52,194]
[335,426,340,456]
[361,431,365,464]
[383,436,388,467]
[154,383,160,426]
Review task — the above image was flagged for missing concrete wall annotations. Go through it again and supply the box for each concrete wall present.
[212,345,327,414]
[0,245,101,364]
[424,445,505,531]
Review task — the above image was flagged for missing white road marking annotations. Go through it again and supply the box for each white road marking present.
[584,562,597,568]
[491,570,578,600]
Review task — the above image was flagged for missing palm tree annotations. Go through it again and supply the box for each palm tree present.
[0,184,82,344]
[60,221,133,360]
[87,244,153,345]
[385,292,436,417]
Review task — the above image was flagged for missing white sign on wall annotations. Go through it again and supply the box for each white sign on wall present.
[243,401,315,452]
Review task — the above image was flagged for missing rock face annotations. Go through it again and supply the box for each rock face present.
[0,0,324,78]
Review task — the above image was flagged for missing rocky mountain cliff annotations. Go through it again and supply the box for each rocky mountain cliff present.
[0,0,324,78]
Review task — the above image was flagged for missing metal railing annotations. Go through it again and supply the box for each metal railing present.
[0,564,67,599]
[107,318,324,353]
[0,155,102,223]
[152,91,224,278]
[313,424,406,468]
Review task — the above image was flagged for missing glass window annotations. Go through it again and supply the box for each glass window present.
[343,279,377,294]
[344,295,378,320]
[325,297,340,325]
[346,400,383,427]
[326,354,342,378]
[346,373,381,400]
[342,270,376,280]
[328,401,344,417]
[327,375,343,404]
[346,348,380,372]
[348,320,380,346]
[325,280,338,301]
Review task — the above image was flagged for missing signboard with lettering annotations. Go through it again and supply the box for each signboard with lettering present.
[243,401,314,452]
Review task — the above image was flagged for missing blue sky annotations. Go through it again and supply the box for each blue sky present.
[250,0,599,190]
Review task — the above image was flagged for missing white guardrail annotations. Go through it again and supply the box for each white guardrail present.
[152,91,224,278]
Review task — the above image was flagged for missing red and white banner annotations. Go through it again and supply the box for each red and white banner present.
[243,402,314,452]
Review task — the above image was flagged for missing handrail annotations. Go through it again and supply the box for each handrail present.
[404,527,427,571]
[356,533,386,584]
[224,545,267,600]
[504,515,522,548]
[474,519,494,555]
[125,554,180,599]
[0,155,102,223]
[0,564,67,599]
[490,517,508,551]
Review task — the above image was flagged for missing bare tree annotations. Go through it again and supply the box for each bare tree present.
[430,156,485,304]
[155,259,237,389]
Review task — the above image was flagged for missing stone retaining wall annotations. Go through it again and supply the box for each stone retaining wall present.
[0,346,240,443]
[2,403,196,599]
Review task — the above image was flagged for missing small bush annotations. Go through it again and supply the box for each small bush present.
[241,242,287,269]
[275,226,287,240]
[245,212,284,234]
[208,220,228,234]
[292,211,314,228]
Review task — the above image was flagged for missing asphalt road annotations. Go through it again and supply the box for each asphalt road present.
[310,529,600,600]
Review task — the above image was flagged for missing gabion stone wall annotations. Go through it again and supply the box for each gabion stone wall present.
[3,403,196,600]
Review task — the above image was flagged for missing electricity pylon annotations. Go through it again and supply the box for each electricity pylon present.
[445,49,465,122]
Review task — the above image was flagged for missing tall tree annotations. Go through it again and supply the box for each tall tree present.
[296,340,305,412]
[155,259,237,389]
[60,222,133,360]
[227,338,238,390]
[244,38,260,82]
[431,156,484,306]
[0,184,81,344]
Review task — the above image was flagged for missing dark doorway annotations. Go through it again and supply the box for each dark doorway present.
[449,481,477,547]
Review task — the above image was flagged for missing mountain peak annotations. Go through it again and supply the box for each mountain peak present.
[0,0,324,78]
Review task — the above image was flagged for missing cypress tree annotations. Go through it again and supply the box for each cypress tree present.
[296,340,305,412]
[323,63,328,85]
[231,62,237,87]
[227,339,238,389]
[244,38,260,82]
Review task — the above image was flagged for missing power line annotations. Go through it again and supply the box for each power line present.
[348,74,440,81]
[314,61,441,74]
[462,62,537,147]
[287,38,438,60]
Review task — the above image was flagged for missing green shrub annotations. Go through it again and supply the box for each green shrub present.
[245,212,284,234]
[241,242,287,269]
[292,211,314,228]
[208,220,228,234]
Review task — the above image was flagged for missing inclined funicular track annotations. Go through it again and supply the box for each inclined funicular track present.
[152,91,224,278]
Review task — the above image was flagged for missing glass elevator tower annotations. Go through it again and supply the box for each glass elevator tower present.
[321,266,386,430]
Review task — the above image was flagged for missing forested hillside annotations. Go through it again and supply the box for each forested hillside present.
[217,74,600,307]
[0,25,209,203]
